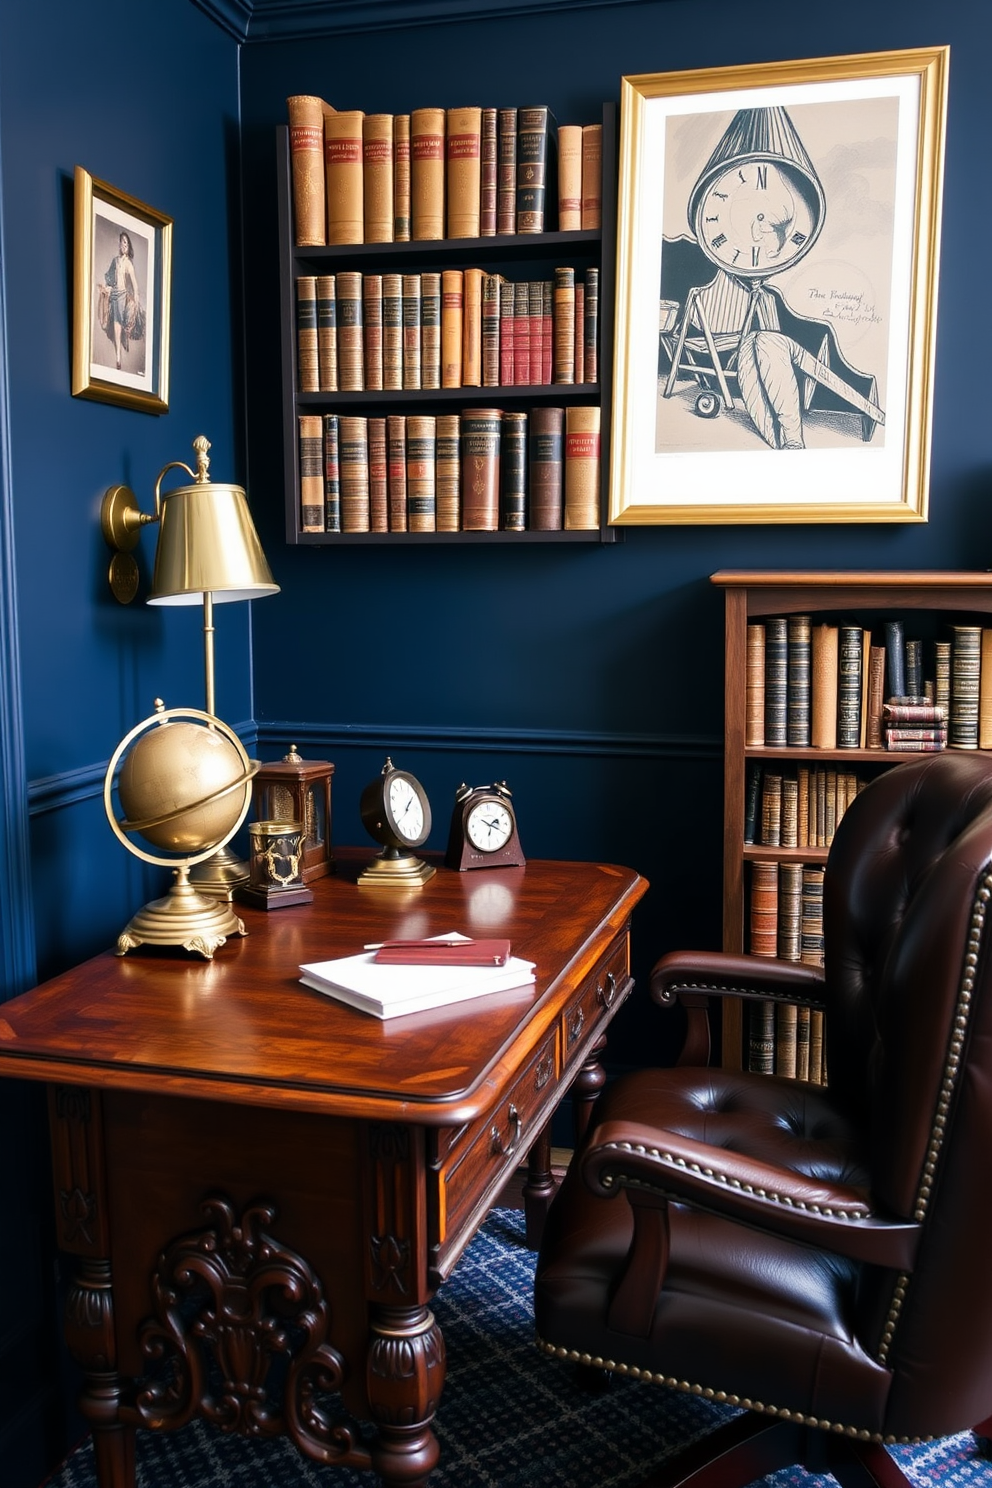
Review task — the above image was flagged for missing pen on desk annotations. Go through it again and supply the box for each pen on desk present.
[363,938,473,951]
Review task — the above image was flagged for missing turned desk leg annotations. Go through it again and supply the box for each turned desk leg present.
[64,1257,135,1488]
[522,1124,556,1249]
[367,1304,446,1488]
[571,1032,608,1144]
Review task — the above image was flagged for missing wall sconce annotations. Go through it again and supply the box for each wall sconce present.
[101,434,279,896]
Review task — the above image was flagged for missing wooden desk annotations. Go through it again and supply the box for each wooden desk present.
[0,855,646,1488]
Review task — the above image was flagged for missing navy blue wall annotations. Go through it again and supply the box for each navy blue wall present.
[239,0,992,1075]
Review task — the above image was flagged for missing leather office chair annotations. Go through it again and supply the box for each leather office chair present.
[535,751,992,1487]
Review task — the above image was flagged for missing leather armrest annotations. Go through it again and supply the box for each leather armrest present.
[650,949,826,1010]
[581,1118,919,1270]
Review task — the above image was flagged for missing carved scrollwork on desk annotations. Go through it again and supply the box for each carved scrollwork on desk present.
[371,1232,411,1294]
[135,1194,370,1470]
[567,1004,586,1045]
[534,1050,554,1090]
[60,1186,98,1247]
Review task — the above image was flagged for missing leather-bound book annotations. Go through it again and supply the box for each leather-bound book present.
[482,273,501,387]
[363,114,394,243]
[800,866,826,969]
[781,773,798,849]
[481,108,497,235]
[393,114,411,241]
[336,271,364,391]
[322,414,340,532]
[500,411,527,532]
[981,630,992,750]
[339,415,370,532]
[540,280,553,384]
[496,108,517,234]
[748,1000,775,1074]
[837,624,863,749]
[296,276,319,393]
[583,267,599,383]
[460,409,502,530]
[951,625,982,748]
[811,623,839,749]
[764,617,788,746]
[421,271,441,390]
[382,273,403,391]
[386,415,407,531]
[557,125,582,231]
[316,274,337,392]
[516,106,554,232]
[795,1005,811,1082]
[808,1007,826,1084]
[786,612,811,747]
[775,1002,798,1079]
[563,405,600,529]
[749,860,778,959]
[934,639,951,716]
[368,416,388,532]
[462,268,484,387]
[363,274,383,391]
[441,270,464,388]
[402,274,422,390]
[298,414,324,533]
[406,414,437,532]
[866,644,886,747]
[573,282,585,385]
[446,106,482,238]
[524,280,540,384]
[581,122,602,229]
[760,771,782,847]
[552,267,575,384]
[499,278,515,385]
[746,623,765,747]
[436,413,461,532]
[287,95,332,246]
[528,407,563,530]
[324,110,365,245]
[513,281,530,386]
[411,107,445,240]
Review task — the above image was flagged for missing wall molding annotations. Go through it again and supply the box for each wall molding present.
[192,0,665,43]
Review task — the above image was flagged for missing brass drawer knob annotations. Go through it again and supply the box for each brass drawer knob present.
[490,1102,522,1158]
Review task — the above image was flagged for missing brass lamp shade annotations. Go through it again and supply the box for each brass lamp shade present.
[149,479,279,606]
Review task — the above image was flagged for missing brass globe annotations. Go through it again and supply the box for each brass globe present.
[117,716,252,855]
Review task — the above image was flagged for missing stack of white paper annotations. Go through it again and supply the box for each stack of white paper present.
[299,944,536,1020]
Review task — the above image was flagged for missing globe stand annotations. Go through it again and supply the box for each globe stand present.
[189,844,250,900]
[116,866,247,959]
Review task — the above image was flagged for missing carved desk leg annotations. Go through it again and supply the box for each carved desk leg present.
[571,1031,608,1145]
[48,1085,135,1488]
[522,1124,556,1250]
[367,1303,446,1488]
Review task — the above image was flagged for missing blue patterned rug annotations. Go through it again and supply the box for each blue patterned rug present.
[43,1208,992,1487]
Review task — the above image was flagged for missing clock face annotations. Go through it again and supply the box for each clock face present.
[695,159,822,277]
[466,799,514,853]
[388,773,427,843]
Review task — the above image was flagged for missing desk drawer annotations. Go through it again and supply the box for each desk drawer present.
[560,934,630,1070]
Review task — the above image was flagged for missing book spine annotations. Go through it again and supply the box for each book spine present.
[500,411,527,532]
[382,272,403,391]
[795,1005,811,1083]
[775,1000,798,1079]
[460,408,502,531]
[402,273,422,390]
[553,266,575,385]
[745,623,765,748]
[749,1001,775,1076]
[462,267,484,387]
[480,107,497,236]
[362,274,383,391]
[482,273,501,387]
[322,413,340,533]
[749,861,779,959]
[905,637,923,699]
[336,270,364,391]
[563,405,600,530]
[797,764,809,847]
[514,280,530,386]
[934,639,951,717]
[786,613,811,747]
[496,107,517,234]
[386,414,408,531]
[368,415,388,532]
[800,866,825,969]
[809,1007,826,1085]
[528,406,563,530]
[810,622,837,749]
[781,772,798,849]
[420,271,441,390]
[528,281,543,385]
[884,619,906,701]
[581,122,603,230]
[573,282,585,385]
[446,105,482,239]
[882,703,947,724]
[316,274,337,392]
[763,618,788,746]
[541,279,553,384]
[298,414,324,533]
[499,277,515,385]
[516,105,550,233]
[436,413,461,532]
[760,771,782,847]
[981,629,992,750]
[406,414,437,532]
[837,624,863,748]
[363,113,394,243]
[287,94,329,246]
[441,269,464,389]
[885,726,948,744]
[584,267,599,383]
[295,275,319,393]
[951,625,982,748]
[866,643,886,748]
[324,109,365,245]
[339,415,370,533]
[411,106,446,241]
[393,113,411,241]
[557,124,582,231]
[885,735,948,752]
[743,761,761,845]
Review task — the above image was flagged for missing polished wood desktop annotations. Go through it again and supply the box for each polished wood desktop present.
[0,854,647,1488]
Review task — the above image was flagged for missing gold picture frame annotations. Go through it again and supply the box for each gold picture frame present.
[72,166,172,415]
[609,46,948,525]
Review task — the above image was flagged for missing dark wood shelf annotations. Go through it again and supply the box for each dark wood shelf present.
[294,383,602,411]
[291,228,603,271]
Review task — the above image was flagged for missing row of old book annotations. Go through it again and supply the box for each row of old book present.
[747,615,992,753]
[288,96,601,247]
[745,764,867,850]
[295,266,598,395]
[298,406,600,535]
[748,860,827,1083]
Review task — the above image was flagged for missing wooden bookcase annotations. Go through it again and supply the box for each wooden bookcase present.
[711,570,992,1072]
[276,104,620,544]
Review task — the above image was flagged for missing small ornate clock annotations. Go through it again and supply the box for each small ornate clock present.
[358,758,436,887]
[251,747,334,883]
[445,781,525,871]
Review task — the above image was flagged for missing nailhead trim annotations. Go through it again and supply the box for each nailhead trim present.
[534,1334,931,1446]
[666,980,825,1009]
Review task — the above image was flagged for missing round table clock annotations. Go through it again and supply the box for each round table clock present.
[358,757,436,887]
[445,782,525,872]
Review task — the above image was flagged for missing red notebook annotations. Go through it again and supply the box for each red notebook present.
[372,938,512,967]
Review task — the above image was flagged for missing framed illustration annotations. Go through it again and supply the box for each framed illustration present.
[609,47,948,524]
[72,166,172,415]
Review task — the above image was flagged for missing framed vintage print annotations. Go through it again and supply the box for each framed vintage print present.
[609,47,948,524]
[72,166,172,415]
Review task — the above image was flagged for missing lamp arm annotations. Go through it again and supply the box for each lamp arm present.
[153,459,196,519]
